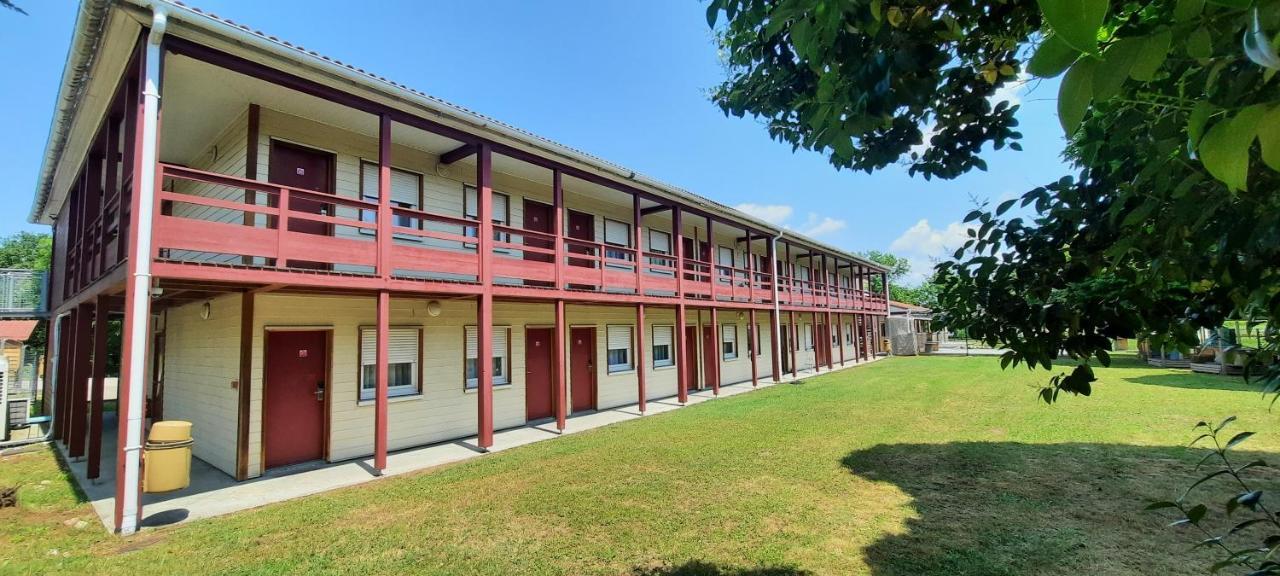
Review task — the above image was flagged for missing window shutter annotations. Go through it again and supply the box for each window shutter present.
[607,325,632,350]
[653,325,673,348]
[361,328,418,366]
[649,229,670,254]
[604,219,630,246]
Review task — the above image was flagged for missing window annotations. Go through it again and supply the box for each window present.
[603,219,632,264]
[464,326,510,389]
[606,325,633,372]
[652,325,674,368]
[463,185,510,241]
[722,323,738,360]
[359,163,421,229]
[359,327,420,401]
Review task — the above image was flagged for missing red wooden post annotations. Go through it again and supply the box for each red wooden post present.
[69,303,93,458]
[635,304,646,413]
[676,303,688,403]
[554,299,566,430]
[374,290,389,472]
[826,309,835,370]
[633,194,644,295]
[748,308,758,387]
[88,295,109,479]
[553,170,564,290]
[709,307,720,395]
[476,143,495,450]
[789,309,798,378]
[377,114,393,280]
[838,312,846,367]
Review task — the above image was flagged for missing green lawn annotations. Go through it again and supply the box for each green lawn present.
[4,354,1280,575]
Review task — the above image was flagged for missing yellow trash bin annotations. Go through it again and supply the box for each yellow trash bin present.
[143,421,193,493]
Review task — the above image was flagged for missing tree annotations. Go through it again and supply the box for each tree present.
[708,0,1280,398]
[708,1,1280,570]
[0,232,52,271]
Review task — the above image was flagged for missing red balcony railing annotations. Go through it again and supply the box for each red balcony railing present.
[151,164,887,312]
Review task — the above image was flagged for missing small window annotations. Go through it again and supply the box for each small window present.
[360,163,421,229]
[464,326,511,389]
[359,327,420,401]
[604,219,632,264]
[607,325,633,372]
[648,229,671,255]
[721,323,738,360]
[652,325,674,368]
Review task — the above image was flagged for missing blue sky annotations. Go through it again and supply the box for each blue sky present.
[0,0,1070,284]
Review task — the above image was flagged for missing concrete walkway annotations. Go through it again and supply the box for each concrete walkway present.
[61,356,884,530]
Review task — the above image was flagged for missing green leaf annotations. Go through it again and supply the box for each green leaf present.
[1173,0,1204,21]
[1200,105,1266,191]
[1258,104,1280,171]
[1037,0,1108,53]
[1129,31,1172,81]
[1094,37,1143,100]
[1187,27,1213,59]
[1058,58,1096,136]
[1028,33,1079,78]
[1187,100,1216,150]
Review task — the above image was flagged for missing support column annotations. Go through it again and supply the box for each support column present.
[826,309,835,370]
[88,296,109,479]
[554,300,567,431]
[117,14,164,533]
[374,290,389,472]
[769,308,782,382]
[69,303,93,458]
[789,309,798,378]
[838,312,846,367]
[476,143,495,450]
[676,303,688,403]
[636,304,647,413]
[709,307,720,395]
[748,308,758,387]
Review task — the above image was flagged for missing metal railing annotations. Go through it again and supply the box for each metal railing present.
[0,270,48,316]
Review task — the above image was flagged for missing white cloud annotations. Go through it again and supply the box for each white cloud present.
[889,219,970,284]
[734,203,793,225]
[733,203,846,239]
[797,213,846,238]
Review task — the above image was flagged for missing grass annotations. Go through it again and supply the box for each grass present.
[3,354,1280,575]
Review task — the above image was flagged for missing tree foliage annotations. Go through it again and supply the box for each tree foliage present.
[0,232,52,271]
[708,0,1280,405]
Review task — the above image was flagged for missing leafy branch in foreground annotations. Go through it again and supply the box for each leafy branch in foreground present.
[1147,417,1280,575]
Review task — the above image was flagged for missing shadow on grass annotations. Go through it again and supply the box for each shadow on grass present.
[632,561,811,576]
[841,441,1280,576]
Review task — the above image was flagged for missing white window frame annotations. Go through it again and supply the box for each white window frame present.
[464,326,512,389]
[721,323,738,360]
[606,324,634,373]
[651,325,674,368]
[359,326,421,401]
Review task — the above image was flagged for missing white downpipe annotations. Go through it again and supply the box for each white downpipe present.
[118,2,167,536]
[769,232,784,378]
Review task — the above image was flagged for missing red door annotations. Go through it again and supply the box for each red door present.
[523,199,554,288]
[264,330,327,469]
[570,327,596,412]
[268,141,335,270]
[701,325,718,390]
[525,328,554,421]
[684,325,699,390]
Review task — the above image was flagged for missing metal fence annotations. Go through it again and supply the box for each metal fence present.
[0,269,47,315]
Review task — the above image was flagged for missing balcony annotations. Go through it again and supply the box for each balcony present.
[0,270,48,318]
[151,164,886,313]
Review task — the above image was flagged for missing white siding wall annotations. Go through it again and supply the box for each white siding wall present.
[161,295,243,476]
